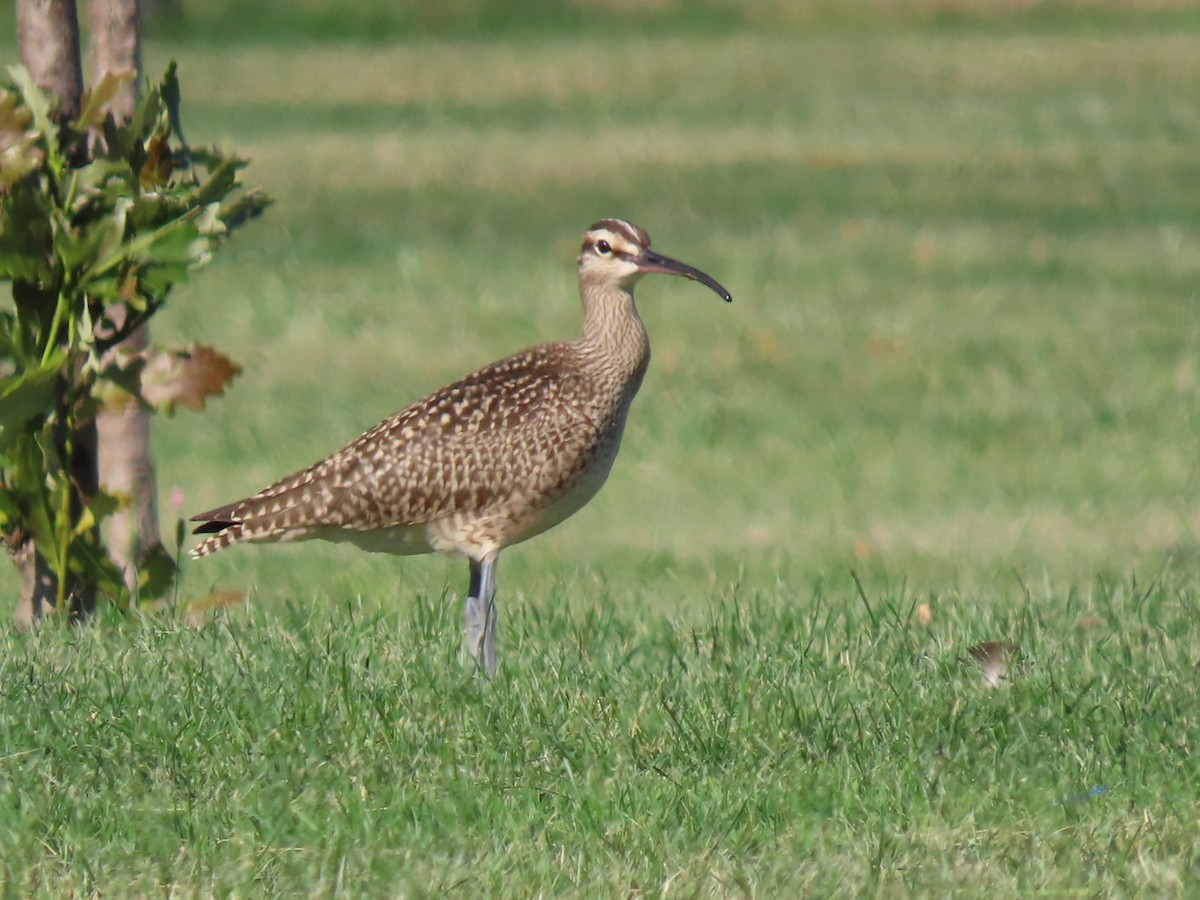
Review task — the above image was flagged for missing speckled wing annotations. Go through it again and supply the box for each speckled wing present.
[190,344,604,557]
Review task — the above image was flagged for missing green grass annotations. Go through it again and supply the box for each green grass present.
[3,577,1199,895]
[3,0,1200,894]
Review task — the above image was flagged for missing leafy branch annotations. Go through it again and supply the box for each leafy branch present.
[0,63,270,613]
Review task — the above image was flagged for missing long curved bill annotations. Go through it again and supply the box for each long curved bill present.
[637,249,733,303]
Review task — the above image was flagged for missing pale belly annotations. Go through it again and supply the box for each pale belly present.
[425,447,619,558]
[307,522,439,557]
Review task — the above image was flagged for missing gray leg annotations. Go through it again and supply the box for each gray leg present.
[463,556,498,676]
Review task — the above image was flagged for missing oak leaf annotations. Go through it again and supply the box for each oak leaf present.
[139,343,241,414]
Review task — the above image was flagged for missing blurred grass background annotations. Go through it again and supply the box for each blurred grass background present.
[0,1,1197,606]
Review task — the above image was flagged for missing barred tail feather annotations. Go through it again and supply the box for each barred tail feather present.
[189,464,332,559]
[190,525,245,559]
[189,503,324,558]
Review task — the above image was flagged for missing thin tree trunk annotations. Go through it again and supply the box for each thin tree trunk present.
[90,0,160,587]
[97,345,160,585]
[12,0,91,626]
[6,536,58,628]
[88,0,140,115]
[15,0,83,120]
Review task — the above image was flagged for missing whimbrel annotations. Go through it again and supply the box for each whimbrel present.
[190,219,732,675]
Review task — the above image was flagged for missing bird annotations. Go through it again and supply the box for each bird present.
[190,219,732,675]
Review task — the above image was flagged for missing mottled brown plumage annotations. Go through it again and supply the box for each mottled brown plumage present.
[191,219,732,674]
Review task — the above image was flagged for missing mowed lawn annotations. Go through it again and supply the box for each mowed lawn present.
[2,2,1200,895]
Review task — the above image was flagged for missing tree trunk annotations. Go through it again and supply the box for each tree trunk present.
[12,0,91,626]
[88,0,140,115]
[15,0,83,120]
[97,328,160,585]
[90,0,160,588]
[6,536,59,628]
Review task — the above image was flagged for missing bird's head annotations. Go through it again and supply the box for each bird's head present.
[578,219,732,303]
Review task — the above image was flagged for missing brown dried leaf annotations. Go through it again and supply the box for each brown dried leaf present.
[0,89,43,187]
[140,133,174,189]
[140,343,240,414]
[0,90,33,148]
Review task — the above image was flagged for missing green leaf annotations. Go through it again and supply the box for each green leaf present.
[67,158,135,215]
[136,542,178,601]
[80,205,203,291]
[220,188,272,232]
[0,481,19,528]
[66,536,128,603]
[129,190,190,233]
[160,62,189,153]
[129,82,164,148]
[143,224,209,271]
[21,474,58,556]
[71,488,122,540]
[190,157,240,208]
[57,197,131,273]
[97,103,135,161]
[94,348,148,412]
[0,186,55,283]
[0,310,18,364]
[76,71,136,132]
[0,353,65,448]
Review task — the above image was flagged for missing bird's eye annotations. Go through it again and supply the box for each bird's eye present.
[595,240,612,255]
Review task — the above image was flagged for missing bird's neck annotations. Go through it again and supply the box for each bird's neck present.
[578,280,651,389]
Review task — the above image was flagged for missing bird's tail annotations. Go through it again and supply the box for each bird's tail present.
[189,512,247,559]
[189,469,327,559]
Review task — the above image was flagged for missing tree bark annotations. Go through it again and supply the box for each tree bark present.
[13,0,87,626]
[15,0,84,120]
[97,331,160,585]
[88,0,140,116]
[6,536,59,628]
[90,0,160,588]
